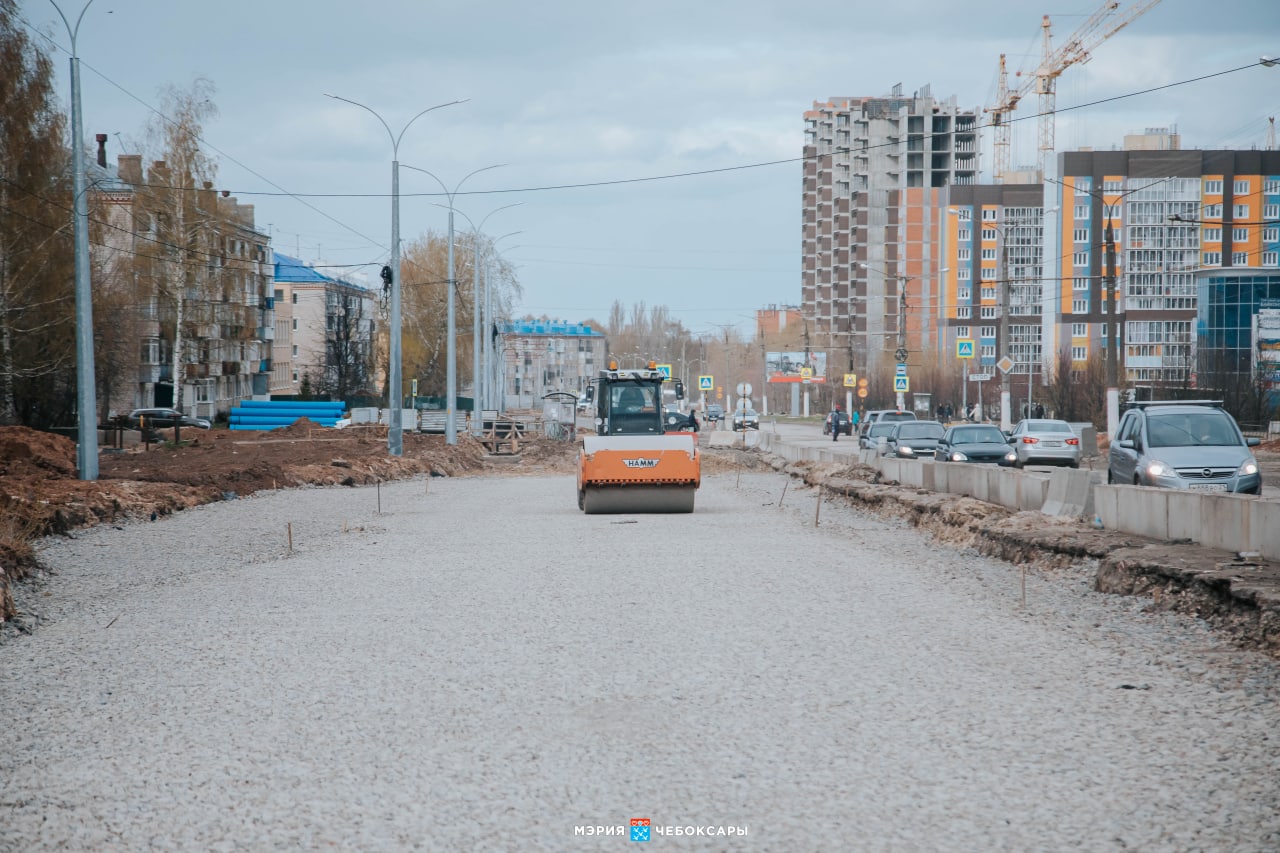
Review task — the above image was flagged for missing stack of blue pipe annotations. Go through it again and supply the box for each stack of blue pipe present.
[228,400,345,431]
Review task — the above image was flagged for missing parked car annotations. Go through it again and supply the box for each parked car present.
[823,410,853,436]
[859,421,899,450]
[733,408,760,430]
[883,420,945,458]
[663,408,698,432]
[858,409,916,444]
[576,393,592,413]
[1007,418,1081,468]
[1107,400,1260,494]
[126,407,211,431]
[935,423,1016,465]
[706,404,725,423]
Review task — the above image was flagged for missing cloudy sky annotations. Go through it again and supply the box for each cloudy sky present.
[18,0,1280,338]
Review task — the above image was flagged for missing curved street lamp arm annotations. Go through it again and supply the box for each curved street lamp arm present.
[324,96,467,158]
[395,99,468,152]
[404,163,450,198]
[48,0,94,47]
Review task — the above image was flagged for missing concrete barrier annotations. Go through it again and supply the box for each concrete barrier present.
[1201,494,1254,553]
[1041,468,1096,518]
[1094,484,1121,529]
[1116,486,1169,541]
[1166,492,1201,541]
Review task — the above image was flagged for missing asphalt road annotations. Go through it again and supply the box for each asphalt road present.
[3,470,1277,850]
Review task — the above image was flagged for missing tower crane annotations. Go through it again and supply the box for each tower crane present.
[985,0,1163,182]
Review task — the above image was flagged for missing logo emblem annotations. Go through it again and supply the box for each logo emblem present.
[631,818,651,842]
[623,458,660,468]
[1202,468,1212,478]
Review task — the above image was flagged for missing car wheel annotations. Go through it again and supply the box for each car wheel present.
[1106,468,1114,484]
[1069,462,1079,469]
[1134,476,1141,486]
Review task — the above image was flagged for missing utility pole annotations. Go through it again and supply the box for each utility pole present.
[999,224,1012,431]
[1104,210,1119,437]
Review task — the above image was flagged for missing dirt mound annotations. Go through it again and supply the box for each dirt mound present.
[0,426,78,479]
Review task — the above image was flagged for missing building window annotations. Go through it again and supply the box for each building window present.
[982,208,997,221]
[981,248,997,261]
[1263,251,1279,267]
[1232,252,1248,265]
[980,287,996,301]
[291,318,298,330]
[1073,252,1089,266]
[1234,179,1250,195]
[957,287,971,300]
[1203,251,1222,266]
[958,248,971,261]
[956,326,970,338]
[291,292,298,304]
[1071,323,1087,338]
[956,306,971,318]
[957,268,971,280]
[1103,180,1123,193]
[292,344,298,356]
[979,325,996,338]
[1073,228,1089,243]
[1072,299,1088,314]
[955,208,972,221]
[957,229,971,241]
[1266,179,1280,194]
[1072,346,1087,361]
[1233,227,1249,243]
[980,345,995,359]
[1204,179,1223,195]
[1234,205,1250,218]
[292,371,299,382]
[1205,204,1223,219]
[1074,205,1090,219]
[1074,277,1090,291]
[982,228,998,241]
[1265,204,1279,219]
[980,306,998,319]
[1203,227,1222,243]
[1264,227,1279,242]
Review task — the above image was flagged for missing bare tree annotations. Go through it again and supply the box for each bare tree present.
[0,2,75,427]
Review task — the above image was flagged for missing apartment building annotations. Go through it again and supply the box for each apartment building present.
[90,139,274,421]
[498,320,607,409]
[1050,148,1280,387]
[935,183,1046,381]
[272,255,378,401]
[802,85,978,378]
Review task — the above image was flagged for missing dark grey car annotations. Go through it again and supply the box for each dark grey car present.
[126,407,212,431]
[935,423,1016,465]
[883,420,945,458]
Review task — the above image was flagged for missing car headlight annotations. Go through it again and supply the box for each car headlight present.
[950,451,968,462]
[1145,460,1173,478]
[1239,459,1259,476]
[1004,450,1017,462]
[899,446,915,456]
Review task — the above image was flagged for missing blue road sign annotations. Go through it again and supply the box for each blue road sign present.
[957,339,975,359]
[893,376,909,393]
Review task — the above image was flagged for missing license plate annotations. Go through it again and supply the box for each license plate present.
[1043,441,1062,447]
[1187,483,1227,493]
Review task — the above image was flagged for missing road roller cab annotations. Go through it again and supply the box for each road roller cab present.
[577,361,701,513]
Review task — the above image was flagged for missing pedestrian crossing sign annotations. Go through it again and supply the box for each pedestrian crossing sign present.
[957,339,975,359]
[698,375,713,391]
[893,376,909,393]
[656,363,672,378]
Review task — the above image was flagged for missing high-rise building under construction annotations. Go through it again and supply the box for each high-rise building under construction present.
[801,85,979,379]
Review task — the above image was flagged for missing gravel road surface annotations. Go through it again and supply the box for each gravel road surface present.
[2,471,1278,851]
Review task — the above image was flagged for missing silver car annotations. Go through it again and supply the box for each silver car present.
[1007,418,1081,468]
[1107,401,1261,494]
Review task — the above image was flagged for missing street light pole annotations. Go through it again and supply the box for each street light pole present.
[402,164,504,444]
[486,233,521,414]
[325,94,466,456]
[434,205,521,437]
[50,0,98,480]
